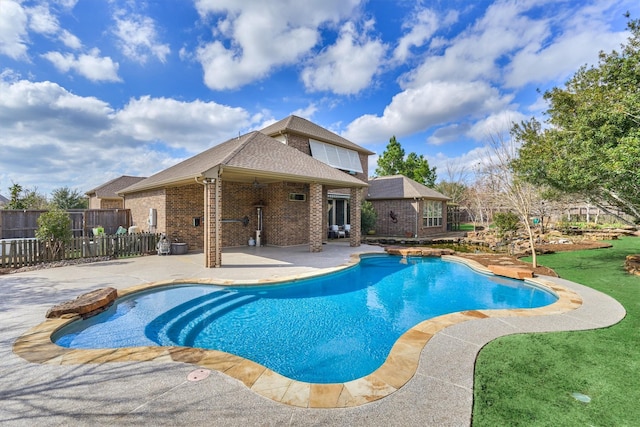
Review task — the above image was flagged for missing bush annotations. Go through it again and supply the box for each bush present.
[493,212,520,239]
[361,200,377,233]
[35,208,72,259]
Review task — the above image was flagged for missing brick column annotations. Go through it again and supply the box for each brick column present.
[350,187,362,247]
[309,182,323,253]
[204,178,222,267]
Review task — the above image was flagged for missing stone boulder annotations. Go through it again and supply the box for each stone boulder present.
[46,287,118,319]
[625,254,640,276]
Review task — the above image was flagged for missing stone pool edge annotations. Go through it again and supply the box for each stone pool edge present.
[13,254,583,409]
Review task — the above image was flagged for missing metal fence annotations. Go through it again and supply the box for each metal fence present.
[0,209,131,239]
[0,233,161,269]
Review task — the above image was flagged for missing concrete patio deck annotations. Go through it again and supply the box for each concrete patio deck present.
[1,242,626,426]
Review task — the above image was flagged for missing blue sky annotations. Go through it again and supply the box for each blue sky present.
[0,0,637,197]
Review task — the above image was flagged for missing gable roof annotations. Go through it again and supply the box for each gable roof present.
[366,175,450,201]
[0,193,8,205]
[85,175,146,198]
[120,131,368,194]
[260,115,375,155]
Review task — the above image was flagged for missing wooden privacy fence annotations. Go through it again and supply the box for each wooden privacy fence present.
[0,233,161,269]
[0,209,131,239]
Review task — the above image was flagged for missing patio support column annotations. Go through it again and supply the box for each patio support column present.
[204,178,222,267]
[309,182,323,253]
[349,187,362,247]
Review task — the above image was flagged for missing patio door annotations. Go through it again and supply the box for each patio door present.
[327,198,351,226]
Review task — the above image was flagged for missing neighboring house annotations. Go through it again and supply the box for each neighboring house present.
[119,116,371,268]
[86,175,146,209]
[366,175,450,238]
[0,193,8,208]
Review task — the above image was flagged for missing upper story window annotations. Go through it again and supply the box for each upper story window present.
[309,139,363,174]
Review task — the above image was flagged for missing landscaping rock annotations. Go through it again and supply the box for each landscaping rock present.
[46,287,118,319]
[624,254,640,276]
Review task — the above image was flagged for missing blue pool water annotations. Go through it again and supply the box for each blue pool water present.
[53,255,557,383]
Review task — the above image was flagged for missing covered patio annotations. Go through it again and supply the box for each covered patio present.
[121,132,368,267]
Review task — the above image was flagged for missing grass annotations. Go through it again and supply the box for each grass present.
[472,236,640,426]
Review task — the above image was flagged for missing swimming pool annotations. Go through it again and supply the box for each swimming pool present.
[53,255,557,383]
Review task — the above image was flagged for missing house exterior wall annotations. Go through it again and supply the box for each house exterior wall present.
[166,184,205,250]
[285,133,369,183]
[262,181,310,247]
[102,198,124,209]
[220,181,261,247]
[124,188,167,233]
[369,199,447,237]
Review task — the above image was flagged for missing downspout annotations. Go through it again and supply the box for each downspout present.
[414,197,419,238]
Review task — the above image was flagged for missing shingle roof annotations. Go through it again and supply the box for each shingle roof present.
[120,131,368,194]
[260,115,375,155]
[85,175,146,198]
[366,175,450,200]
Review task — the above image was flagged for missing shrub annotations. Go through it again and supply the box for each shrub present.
[35,208,72,259]
[361,200,377,233]
[493,211,520,239]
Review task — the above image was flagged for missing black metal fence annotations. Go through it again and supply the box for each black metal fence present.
[0,233,161,269]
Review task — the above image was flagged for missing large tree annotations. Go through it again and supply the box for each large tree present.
[513,18,640,223]
[375,136,437,186]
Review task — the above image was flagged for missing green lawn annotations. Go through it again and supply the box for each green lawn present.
[472,237,640,426]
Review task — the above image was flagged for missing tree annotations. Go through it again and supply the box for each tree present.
[5,183,48,209]
[35,208,72,260]
[513,18,640,223]
[480,129,543,268]
[6,183,26,209]
[51,187,88,209]
[375,136,437,187]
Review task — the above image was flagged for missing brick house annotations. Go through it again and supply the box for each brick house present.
[119,116,372,268]
[85,175,146,209]
[366,175,450,238]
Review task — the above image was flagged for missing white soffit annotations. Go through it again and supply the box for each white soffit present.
[309,139,363,173]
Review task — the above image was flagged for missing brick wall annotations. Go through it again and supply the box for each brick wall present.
[166,184,205,250]
[221,181,262,247]
[124,188,166,233]
[262,182,310,247]
[369,199,447,237]
[309,183,323,252]
[286,133,312,155]
[101,199,124,209]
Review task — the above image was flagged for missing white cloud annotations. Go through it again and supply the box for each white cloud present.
[344,80,512,144]
[43,49,121,82]
[0,0,29,60]
[194,0,361,90]
[27,4,60,35]
[466,110,527,142]
[113,12,170,64]
[112,96,252,151]
[393,8,439,63]
[504,13,628,88]
[291,103,318,120]
[59,29,81,49]
[301,21,386,95]
[0,78,256,195]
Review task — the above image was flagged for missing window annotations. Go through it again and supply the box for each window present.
[422,201,443,227]
[288,193,306,202]
[309,139,363,173]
